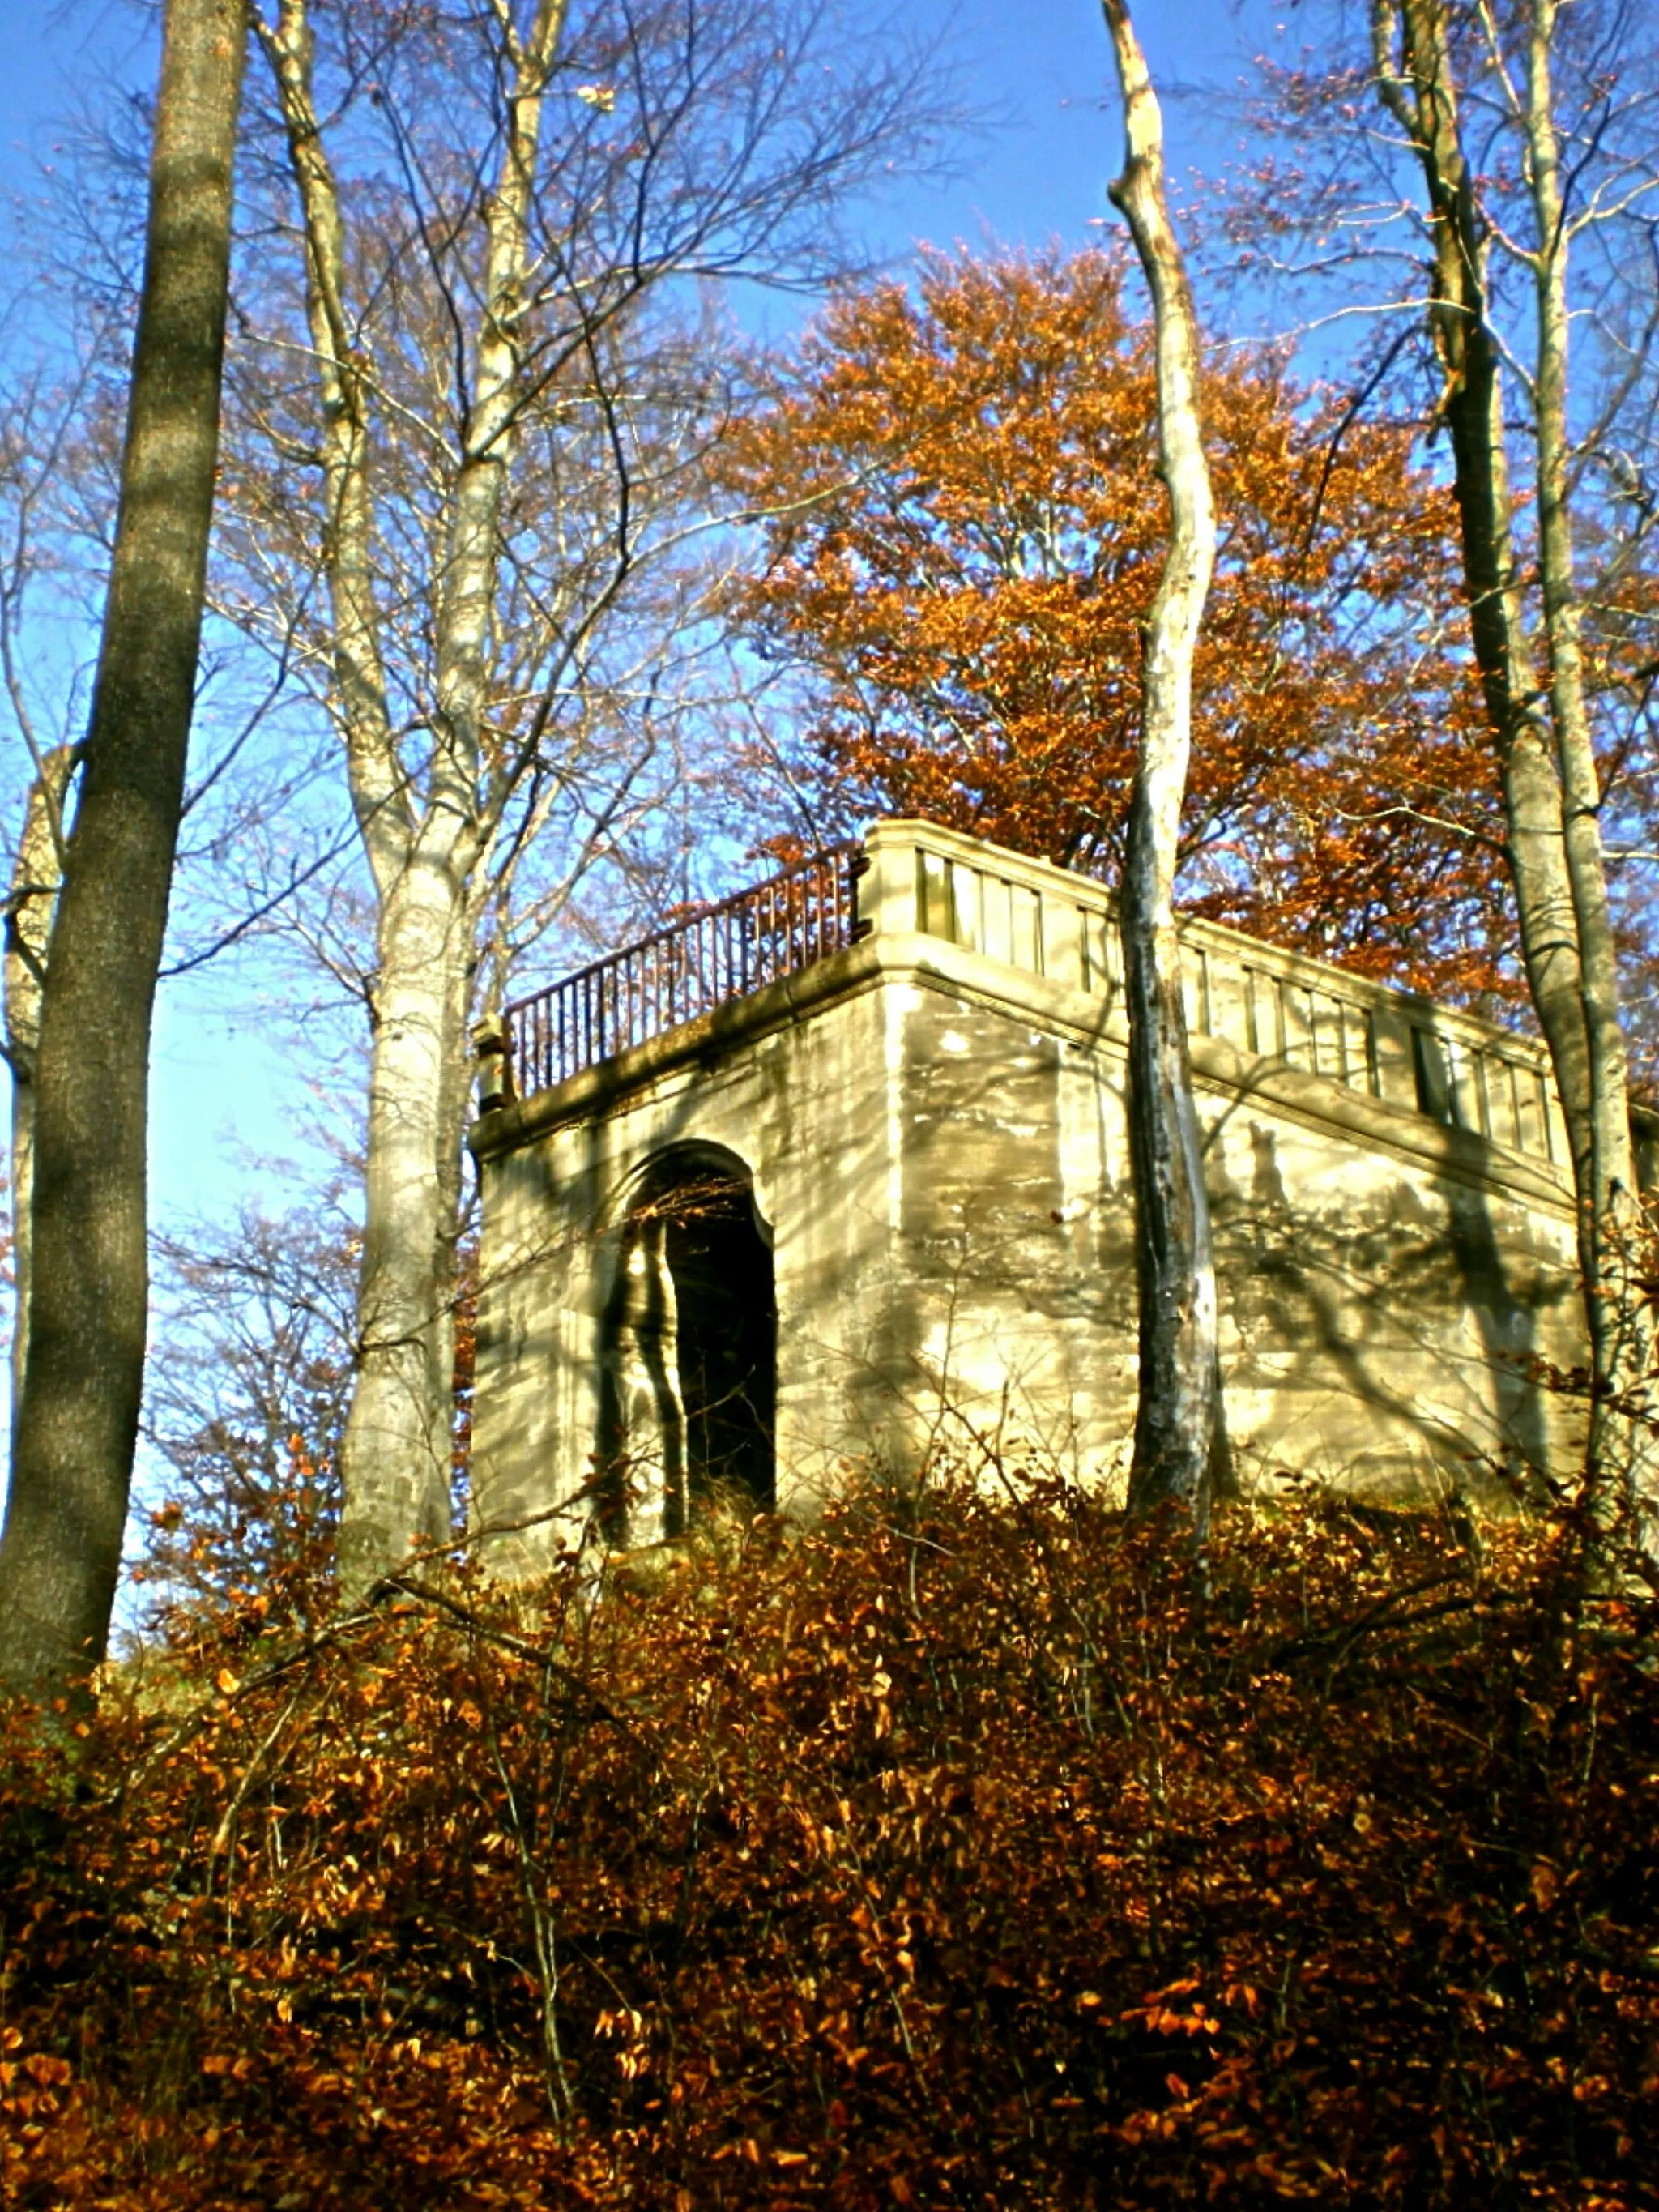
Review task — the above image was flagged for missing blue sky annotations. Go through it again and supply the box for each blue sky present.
[871,1,1274,254]
[3,3,1286,271]
[0,0,1290,1239]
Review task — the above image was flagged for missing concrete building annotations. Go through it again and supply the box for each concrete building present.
[467,819,1585,1564]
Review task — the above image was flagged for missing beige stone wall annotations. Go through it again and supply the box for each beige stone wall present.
[882,971,1580,1501]
[469,826,1585,1565]
[470,977,912,1568]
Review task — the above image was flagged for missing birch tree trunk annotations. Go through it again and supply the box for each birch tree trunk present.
[1374,0,1653,1519]
[1100,0,1222,1534]
[259,0,567,1593]
[1520,0,1649,1492]
[0,0,246,1701]
[3,745,74,1448]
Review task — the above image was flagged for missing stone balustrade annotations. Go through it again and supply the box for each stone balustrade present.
[857,818,1568,1172]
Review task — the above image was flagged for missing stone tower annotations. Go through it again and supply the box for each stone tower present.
[468,820,1585,1566]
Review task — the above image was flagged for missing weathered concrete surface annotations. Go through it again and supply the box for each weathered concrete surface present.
[469,822,1585,1566]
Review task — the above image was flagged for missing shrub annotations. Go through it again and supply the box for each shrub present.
[2,1478,1655,2207]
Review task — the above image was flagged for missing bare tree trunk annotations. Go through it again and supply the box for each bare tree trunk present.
[1374,0,1652,1518]
[1373,2,1591,1168]
[1520,0,1649,1490]
[336,848,480,1585]
[0,0,246,1702]
[336,0,569,1592]
[250,0,941,1591]
[260,0,566,1595]
[3,745,74,1447]
[1100,0,1221,1535]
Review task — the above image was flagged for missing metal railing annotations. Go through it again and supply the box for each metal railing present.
[504,845,860,1099]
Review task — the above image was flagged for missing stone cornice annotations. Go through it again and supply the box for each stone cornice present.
[471,927,1576,1219]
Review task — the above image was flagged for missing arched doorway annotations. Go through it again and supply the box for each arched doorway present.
[598,1150,776,1542]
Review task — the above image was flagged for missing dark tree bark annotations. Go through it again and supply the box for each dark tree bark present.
[0,0,247,1702]
[1100,0,1222,1536]
[1372,0,1651,1516]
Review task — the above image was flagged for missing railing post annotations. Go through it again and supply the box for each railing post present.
[1201,937,1248,1054]
[1037,886,1082,992]
[472,1014,512,1112]
[1370,1001,1420,1114]
[858,821,923,939]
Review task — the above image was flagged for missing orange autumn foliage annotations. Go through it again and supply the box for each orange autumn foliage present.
[723,248,1512,1003]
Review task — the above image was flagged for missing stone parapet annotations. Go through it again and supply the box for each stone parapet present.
[859,819,1568,1172]
[476,821,1573,1219]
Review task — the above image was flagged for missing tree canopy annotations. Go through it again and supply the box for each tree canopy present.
[721,246,1520,1004]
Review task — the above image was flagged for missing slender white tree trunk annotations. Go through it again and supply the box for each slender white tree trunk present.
[1521,0,1650,1498]
[1100,0,1221,1535]
[335,838,478,1582]
[257,0,407,871]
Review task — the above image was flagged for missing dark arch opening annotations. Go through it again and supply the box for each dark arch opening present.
[665,1170,777,1514]
[598,1151,776,1539]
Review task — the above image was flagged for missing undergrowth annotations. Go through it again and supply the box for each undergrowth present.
[2,1476,1656,2207]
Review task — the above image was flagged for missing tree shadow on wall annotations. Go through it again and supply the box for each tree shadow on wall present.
[595,1157,777,1545]
[1215,1120,1566,1499]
